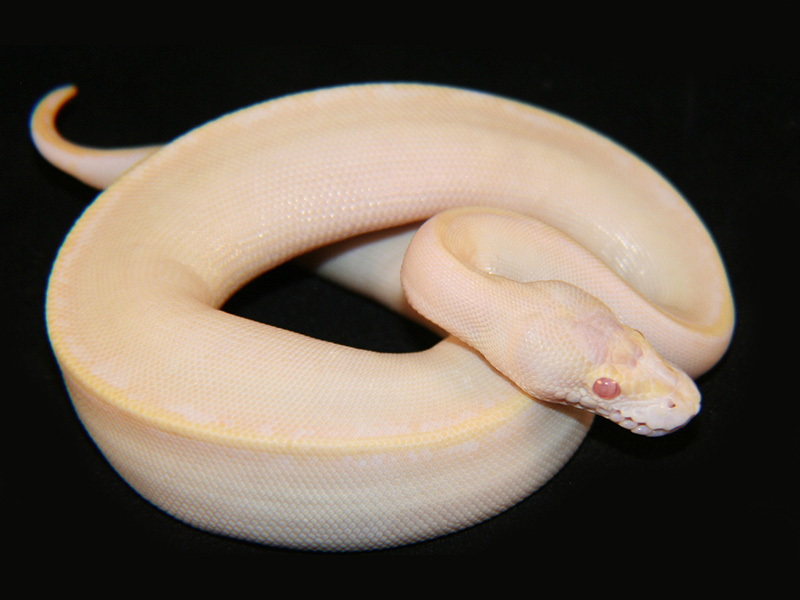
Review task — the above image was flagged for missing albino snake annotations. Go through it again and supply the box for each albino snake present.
[31,83,734,551]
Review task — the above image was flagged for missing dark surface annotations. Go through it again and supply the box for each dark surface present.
[3,48,792,558]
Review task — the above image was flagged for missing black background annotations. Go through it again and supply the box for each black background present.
[3,48,792,558]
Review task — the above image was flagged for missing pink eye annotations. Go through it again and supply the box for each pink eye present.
[593,377,620,399]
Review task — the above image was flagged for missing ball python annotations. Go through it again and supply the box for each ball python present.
[31,83,734,551]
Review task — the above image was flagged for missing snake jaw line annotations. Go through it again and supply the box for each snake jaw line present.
[560,382,696,437]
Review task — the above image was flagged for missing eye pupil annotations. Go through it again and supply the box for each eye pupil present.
[593,377,620,399]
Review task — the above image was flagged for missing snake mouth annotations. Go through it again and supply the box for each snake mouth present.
[608,412,674,437]
[605,397,700,437]
[563,392,695,437]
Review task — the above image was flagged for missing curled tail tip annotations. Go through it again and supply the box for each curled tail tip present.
[29,84,161,190]
[31,84,78,131]
[30,84,82,170]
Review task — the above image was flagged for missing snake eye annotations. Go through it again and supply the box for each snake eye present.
[593,377,620,399]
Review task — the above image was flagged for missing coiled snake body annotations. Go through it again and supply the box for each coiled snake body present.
[32,84,734,550]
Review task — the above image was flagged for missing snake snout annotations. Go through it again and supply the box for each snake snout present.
[614,371,701,437]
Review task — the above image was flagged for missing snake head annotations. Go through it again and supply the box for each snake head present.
[577,325,701,436]
[507,282,701,437]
